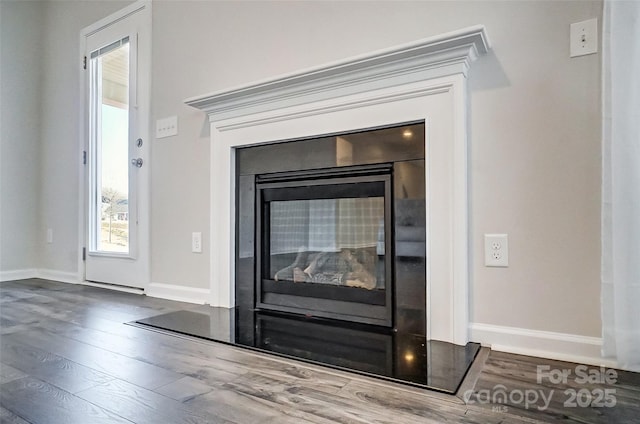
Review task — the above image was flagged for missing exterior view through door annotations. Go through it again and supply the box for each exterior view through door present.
[81,2,151,288]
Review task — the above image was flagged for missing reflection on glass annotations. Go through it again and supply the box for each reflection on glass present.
[92,39,130,253]
[268,197,385,290]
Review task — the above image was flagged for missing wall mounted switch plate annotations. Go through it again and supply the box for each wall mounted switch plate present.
[192,232,202,253]
[156,115,178,139]
[570,18,598,58]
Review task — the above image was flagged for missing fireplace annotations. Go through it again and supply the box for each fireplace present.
[256,167,392,325]
[236,123,426,331]
[185,26,490,345]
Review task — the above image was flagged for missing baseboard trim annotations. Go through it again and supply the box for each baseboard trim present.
[0,268,77,284]
[1,271,208,304]
[470,323,617,368]
[37,269,82,285]
[0,269,38,282]
[146,282,210,304]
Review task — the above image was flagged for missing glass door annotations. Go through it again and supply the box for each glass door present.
[82,2,150,288]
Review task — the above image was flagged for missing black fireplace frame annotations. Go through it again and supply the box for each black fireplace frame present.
[255,165,394,326]
[235,122,427,336]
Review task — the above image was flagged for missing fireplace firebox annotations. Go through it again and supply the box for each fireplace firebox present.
[256,166,393,325]
[236,123,427,334]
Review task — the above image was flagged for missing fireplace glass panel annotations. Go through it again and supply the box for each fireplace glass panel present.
[256,170,392,324]
[268,197,385,290]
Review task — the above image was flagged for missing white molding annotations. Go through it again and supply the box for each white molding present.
[470,323,617,368]
[146,282,210,305]
[214,85,453,133]
[451,73,470,344]
[81,0,149,37]
[185,25,490,122]
[0,271,207,304]
[37,269,82,285]
[0,269,81,285]
[0,269,38,282]
[3,269,144,295]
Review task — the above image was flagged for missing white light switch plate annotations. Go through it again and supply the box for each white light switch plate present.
[192,232,202,253]
[156,115,178,139]
[484,233,509,267]
[570,18,598,58]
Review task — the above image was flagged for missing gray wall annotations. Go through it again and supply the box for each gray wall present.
[38,0,132,272]
[1,0,44,272]
[2,1,602,339]
[1,0,131,276]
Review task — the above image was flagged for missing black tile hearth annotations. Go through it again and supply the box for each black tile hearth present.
[134,308,480,394]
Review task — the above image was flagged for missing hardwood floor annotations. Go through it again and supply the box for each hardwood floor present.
[1,279,638,423]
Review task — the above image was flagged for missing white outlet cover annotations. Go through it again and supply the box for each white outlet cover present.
[484,233,509,267]
[570,18,598,58]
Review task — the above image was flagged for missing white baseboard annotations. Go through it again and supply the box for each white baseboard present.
[2,271,208,305]
[37,269,82,285]
[470,322,617,368]
[0,268,80,285]
[146,282,210,304]
[0,269,38,282]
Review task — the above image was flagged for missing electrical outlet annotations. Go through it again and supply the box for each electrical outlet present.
[46,229,53,244]
[485,234,508,267]
[570,18,598,58]
[192,232,202,253]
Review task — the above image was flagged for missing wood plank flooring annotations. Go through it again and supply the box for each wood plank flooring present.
[1,279,638,423]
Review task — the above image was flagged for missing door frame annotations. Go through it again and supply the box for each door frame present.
[78,0,152,289]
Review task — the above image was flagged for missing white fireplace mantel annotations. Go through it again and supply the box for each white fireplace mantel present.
[186,25,490,345]
[185,25,490,122]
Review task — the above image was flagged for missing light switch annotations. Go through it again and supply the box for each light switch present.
[156,115,178,139]
[192,232,202,253]
[570,18,598,58]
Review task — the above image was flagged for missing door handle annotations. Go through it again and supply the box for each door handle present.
[131,158,143,168]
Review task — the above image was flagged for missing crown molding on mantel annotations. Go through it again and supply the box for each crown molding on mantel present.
[185,25,491,121]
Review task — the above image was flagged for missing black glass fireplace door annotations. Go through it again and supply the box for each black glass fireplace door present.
[255,167,393,326]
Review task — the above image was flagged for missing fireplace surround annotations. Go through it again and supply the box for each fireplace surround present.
[186,26,490,345]
[236,123,426,331]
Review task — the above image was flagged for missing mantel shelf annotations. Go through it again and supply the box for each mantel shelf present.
[185,25,490,122]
